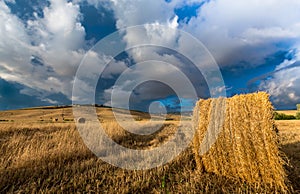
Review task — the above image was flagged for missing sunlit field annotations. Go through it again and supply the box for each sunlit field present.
[0,107,299,193]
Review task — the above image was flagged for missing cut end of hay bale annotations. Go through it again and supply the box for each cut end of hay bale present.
[192,92,289,192]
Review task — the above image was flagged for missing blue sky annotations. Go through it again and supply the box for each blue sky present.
[1,0,300,111]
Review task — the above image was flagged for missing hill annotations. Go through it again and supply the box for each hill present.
[0,106,187,123]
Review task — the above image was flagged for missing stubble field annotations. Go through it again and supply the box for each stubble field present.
[0,107,299,193]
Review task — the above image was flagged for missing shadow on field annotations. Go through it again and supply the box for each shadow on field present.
[1,145,285,193]
[111,124,176,150]
[281,141,300,192]
[0,146,247,193]
[0,150,96,192]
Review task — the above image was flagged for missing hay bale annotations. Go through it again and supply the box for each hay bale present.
[77,117,86,124]
[192,92,288,191]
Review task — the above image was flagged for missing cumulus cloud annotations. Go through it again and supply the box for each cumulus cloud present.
[259,48,300,109]
[259,66,300,108]
[102,0,300,109]
[108,0,175,29]
[1,0,300,110]
[0,0,86,102]
[182,0,300,66]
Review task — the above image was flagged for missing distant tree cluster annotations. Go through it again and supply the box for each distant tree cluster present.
[273,112,300,120]
[274,112,296,120]
[274,104,300,120]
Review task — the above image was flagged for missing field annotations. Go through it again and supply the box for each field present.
[276,110,299,116]
[0,107,299,193]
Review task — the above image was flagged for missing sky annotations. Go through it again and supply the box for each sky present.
[0,0,300,111]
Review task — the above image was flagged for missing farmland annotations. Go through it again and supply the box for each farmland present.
[0,107,299,193]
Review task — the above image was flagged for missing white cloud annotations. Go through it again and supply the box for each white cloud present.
[259,67,300,107]
[1,0,300,108]
[42,0,85,50]
[26,0,86,51]
[259,48,300,108]
[0,0,86,101]
[106,0,296,68]
[182,0,300,66]
[101,0,300,109]
[109,0,174,29]
[242,27,299,41]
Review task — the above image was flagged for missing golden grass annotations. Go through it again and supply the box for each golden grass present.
[0,106,299,193]
[193,92,289,192]
[0,122,249,193]
[276,120,300,191]
[0,107,186,124]
[276,110,298,116]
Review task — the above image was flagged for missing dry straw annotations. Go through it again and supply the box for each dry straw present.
[193,92,288,192]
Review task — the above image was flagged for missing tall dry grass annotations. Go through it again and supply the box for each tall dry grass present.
[0,115,298,192]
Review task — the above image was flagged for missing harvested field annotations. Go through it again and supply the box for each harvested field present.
[0,105,299,193]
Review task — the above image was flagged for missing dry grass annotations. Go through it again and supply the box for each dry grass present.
[0,106,299,193]
[193,92,289,192]
[276,110,298,116]
[0,106,187,123]
[0,122,256,193]
[276,120,300,191]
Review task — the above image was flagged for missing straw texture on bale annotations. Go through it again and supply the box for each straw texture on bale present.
[193,92,288,192]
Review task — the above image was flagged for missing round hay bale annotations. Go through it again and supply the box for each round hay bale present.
[77,117,85,123]
[52,118,58,122]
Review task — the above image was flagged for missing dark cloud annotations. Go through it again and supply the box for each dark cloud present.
[0,78,46,110]
[79,2,117,42]
[0,78,71,110]
[30,55,44,67]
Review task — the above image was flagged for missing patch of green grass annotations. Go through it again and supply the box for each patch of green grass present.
[296,112,300,120]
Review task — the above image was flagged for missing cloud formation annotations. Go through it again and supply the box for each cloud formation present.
[0,0,85,104]
[99,0,300,109]
[182,0,300,66]
[1,0,300,110]
[259,48,300,109]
